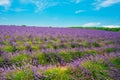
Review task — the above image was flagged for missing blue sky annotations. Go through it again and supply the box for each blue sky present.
[0,0,120,27]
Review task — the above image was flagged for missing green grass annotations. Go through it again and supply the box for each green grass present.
[58,51,86,62]
[92,42,100,47]
[5,35,10,39]
[70,27,120,32]
[86,50,97,55]
[110,58,120,69]
[6,68,33,80]
[0,57,3,63]
[31,52,59,65]
[43,66,73,80]
[1,41,10,45]
[2,45,15,52]
[16,45,26,51]
[32,53,48,65]
[74,51,86,58]
[83,41,90,47]
[10,54,30,64]
[59,51,75,62]
[16,40,23,45]
[45,45,54,49]
[31,45,40,50]
[106,48,115,53]
[46,53,60,64]
[37,53,48,64]
[81,60,111,80]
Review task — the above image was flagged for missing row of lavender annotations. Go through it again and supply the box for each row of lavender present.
[0,25,120,80]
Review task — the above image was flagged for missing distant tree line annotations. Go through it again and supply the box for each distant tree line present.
[70,27,120,32]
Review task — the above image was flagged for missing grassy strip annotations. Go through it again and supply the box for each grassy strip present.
[70,27,120,32]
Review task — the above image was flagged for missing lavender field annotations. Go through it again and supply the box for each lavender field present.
[0,25,120,80]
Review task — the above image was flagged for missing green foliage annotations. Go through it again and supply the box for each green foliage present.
[16,40,23,45]
[31,45,40,51]
[92,42,100,47]
[118,48,120,51]
[106,41,114,45]
[1,41,9,45]
[6,68,33,80]
[0,57,3,63]
[70,67,91,80]
[16,45,26,51]
[81,60,111,80]
[35,53,48,65]
[46,53,59,64]
[106,48,115,53]
[93,27,120,32]
[110,58,120,69]
[2,45,15,52]
[31,53,59,65]
[83,42,89,47]
[44,67,73,80]
[21,25,26,27]
[87,50,97,55]
[10,54,29,63]
[5,35,10,39]
[97,50,104,54]
[59,51,86,62]
[70,27,120,32]
[45,45,54,49]
[74,51,86,58]
[59,51,75,62]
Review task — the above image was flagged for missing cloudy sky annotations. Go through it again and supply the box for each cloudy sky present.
[0,0,120,27]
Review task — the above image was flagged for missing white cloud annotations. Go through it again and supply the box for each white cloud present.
[23,0,57,12]
[20,0,59,13]
[20,0,82,13]
[32,0,58,13]
[76,0,81,3]
[82,22,101,27]
[102,25,120,28]
[0,0,10,6]
[82,22,120,28]
[75,10,85,14]
[94,0,120,10]
[0,0,11,9]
